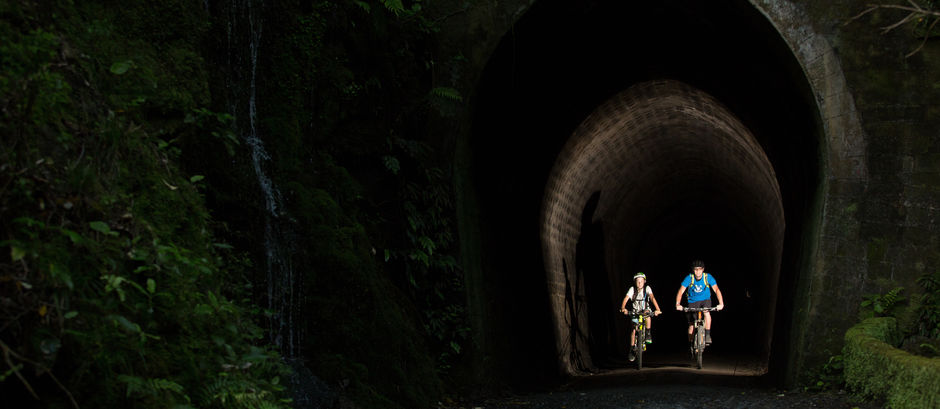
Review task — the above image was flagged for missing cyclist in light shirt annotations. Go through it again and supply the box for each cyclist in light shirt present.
[620,272,662,362]
[675,260,725,345]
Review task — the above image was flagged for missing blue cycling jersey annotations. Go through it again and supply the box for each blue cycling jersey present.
[682,273,716,303]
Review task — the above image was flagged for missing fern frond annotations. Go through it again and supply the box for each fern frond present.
[381,0,404,15]
[118,374,188,402]
[430,87,463,102]
[917,271,940,292]
[882,287,905,309]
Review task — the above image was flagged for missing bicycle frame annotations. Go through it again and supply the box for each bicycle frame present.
[683,307,717,369]
[628,310,652,370]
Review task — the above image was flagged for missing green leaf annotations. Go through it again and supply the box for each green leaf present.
[146,278,156,294]
[382,155,400,175]
[190,175,205,183]
[10,246,25,262]
[89,221,116,235]
[64,311,78,319]
[381,0,404,15]
[59,228,84,244]
[418,236,435,255]
[242,346,268,362]
[49,263,73,290]
[194,304,213,315]
[109,314,139,333]
[353,0,371,12]
[110,60,132,75]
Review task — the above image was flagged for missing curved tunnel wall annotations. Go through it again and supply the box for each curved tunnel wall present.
[461,0,868,384]
[541,80,785,374]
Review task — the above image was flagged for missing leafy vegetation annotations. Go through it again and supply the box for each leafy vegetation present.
[1,0,474,407]
[804,354,845,392]
[382,136,469,376]
[916,270,940,339]
[0,1,289,407]
[859,286,906,319]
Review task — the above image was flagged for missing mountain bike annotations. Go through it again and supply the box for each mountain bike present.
[683,307,718,369]
[629,309,653,370]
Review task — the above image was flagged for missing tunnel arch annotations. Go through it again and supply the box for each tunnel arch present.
[541,79,785,374]
[462,0,867,384]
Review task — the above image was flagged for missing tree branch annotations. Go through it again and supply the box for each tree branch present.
[0,339,80,409]
[0,339,39,401]
[844,2,940,57]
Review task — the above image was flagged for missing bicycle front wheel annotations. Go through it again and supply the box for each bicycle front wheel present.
[636,329,645,370]
[695,328,704,369]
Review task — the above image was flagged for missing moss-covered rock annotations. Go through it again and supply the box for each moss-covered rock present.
[844,317,940,408]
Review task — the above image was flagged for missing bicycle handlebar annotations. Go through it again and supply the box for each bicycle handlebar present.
[621,309,656,317]
[681,307,719,312]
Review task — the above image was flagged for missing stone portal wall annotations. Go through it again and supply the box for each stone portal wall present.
[435,0,940,384]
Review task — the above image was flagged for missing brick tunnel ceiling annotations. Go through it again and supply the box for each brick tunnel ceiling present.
[541,80,784,282]
[541,80,785,370]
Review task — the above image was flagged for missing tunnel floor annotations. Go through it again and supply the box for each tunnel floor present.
[588,351,766,378]
[446,379,881,409]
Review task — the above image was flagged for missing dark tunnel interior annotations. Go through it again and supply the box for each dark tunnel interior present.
[468,0,822,386]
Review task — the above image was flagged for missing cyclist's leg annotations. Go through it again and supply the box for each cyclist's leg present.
[686,301,705,341]
[699,300,713,344]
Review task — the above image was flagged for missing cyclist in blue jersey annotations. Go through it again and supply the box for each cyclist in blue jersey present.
[674,260,724,345]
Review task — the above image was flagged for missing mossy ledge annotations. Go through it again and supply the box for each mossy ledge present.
[844,317,940,408]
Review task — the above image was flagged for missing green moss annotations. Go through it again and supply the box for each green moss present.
[844,317,940,408]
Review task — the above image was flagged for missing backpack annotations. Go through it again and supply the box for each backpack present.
[631,285,653,310]
[687,273,710,302]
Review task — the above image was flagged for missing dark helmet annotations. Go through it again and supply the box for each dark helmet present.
[691,260,705,268]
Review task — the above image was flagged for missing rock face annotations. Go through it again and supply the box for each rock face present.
[432,0,940,386]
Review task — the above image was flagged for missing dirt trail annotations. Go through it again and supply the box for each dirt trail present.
[444,354,882,409]
[448,383,880,409]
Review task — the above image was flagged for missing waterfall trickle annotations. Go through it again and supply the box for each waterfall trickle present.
[219,1,330,407]
[229,0,302,361]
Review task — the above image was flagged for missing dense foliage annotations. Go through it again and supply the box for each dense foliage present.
[233,0,471,406]
[1,0,472,407]
[0,1,290,407]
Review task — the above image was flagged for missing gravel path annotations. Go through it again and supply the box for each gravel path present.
[447,384,881,409]
[443,368,883,409]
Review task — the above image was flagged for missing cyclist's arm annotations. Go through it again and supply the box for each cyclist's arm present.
[675,286,686,310]
[712,284,725,310]
[650,291,662,315]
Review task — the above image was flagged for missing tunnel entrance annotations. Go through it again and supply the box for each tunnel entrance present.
[466,0,823,385]
[541,79,784,374]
